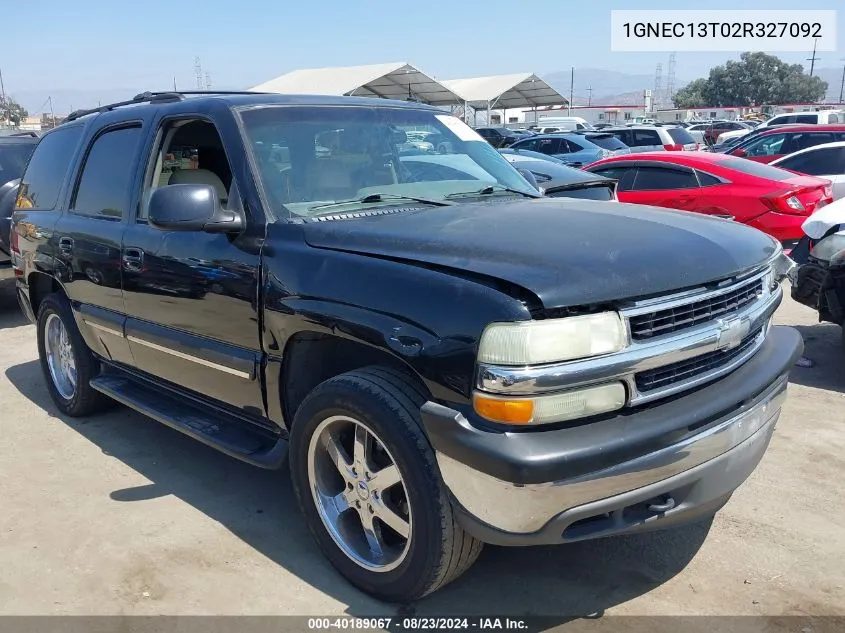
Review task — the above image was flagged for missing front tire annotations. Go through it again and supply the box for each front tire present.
[36,293,107,416]
[289,367,482,602]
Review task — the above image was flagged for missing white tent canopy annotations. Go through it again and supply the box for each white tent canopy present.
[442,73,567,110]
[250,62,461,106]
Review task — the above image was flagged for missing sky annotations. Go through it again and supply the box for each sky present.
[2,0,843,113]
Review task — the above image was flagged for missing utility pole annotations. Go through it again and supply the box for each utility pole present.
[568,66,574,115]
[586,86,593,107]
[173,76,177,92]
[194,57,204,90]
[48,96,55,129]
[839,58,845,104]
[0,69,6,123]
[807,38,820,78]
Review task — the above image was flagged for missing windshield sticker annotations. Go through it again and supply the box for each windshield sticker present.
[435,115,485,142]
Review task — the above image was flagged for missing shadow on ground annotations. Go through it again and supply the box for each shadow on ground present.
[6,359,712,621]
[0,283,29,329]
[789,323,845,393]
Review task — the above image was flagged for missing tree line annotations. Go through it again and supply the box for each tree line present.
[673,52,828,109]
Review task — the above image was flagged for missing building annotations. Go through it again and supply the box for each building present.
[19,115,43,132]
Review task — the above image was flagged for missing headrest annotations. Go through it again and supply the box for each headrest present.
[168,168,227,201]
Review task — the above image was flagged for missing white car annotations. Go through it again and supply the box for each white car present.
[759,110,843,128]
[715,129,751,145]
[770,141,845,200]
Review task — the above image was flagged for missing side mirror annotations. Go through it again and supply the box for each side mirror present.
[733,148,747,157]
[148,184,243,233]
[516,167,541,191]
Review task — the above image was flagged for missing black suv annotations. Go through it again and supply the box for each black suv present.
[474,126,523,148]
[0,132,39,283]
[11,91,801,602]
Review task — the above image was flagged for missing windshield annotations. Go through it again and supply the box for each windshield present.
[240,105,538,217]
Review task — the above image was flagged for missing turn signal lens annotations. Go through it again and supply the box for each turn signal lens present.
[473,382,626,426]
[473,394,534,424]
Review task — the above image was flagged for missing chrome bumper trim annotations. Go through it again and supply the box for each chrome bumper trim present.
[438,381,786,535]
[478,283,781,404]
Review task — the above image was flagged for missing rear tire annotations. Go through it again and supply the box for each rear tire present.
[289,366,482,602]
[36,293,108,416]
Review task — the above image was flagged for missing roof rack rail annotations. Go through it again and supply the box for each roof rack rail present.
[6,131,39,137]
[65,90,271,123]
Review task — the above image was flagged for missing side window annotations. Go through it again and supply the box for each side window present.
[591,167,634,191]
[633,130,661,146]
[141,119,235,221]
[514,138,537,151]
[778,148,840,176]
[536,138,561,155]
[789,132,834,153]
[696,170,724,187]
[743,133,786,157]
[632,166,698,190]
[795,115,817,124]
[16,125,84,210]
[72,126,143,219]
[564,139,585,152]
[828,114,839,123]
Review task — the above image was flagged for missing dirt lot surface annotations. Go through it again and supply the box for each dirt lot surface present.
[1,283,843,622]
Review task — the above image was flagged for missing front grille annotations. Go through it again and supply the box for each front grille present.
[629,277,763,340]
[635,328,762,393]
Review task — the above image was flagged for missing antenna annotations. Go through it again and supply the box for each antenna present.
[654,62,663,110]
[194,56,204,90]
[807,38,820,77]
[666,53,677,106]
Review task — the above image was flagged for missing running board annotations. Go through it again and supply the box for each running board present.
[90,373,288,470]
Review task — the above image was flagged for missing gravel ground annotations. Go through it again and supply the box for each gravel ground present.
[0,282,843,622]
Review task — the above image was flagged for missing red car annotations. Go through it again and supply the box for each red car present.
[725,124,845,163]
[585,152,833,250]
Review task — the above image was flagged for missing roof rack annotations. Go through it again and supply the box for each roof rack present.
[4,131,39,137]
[65,90,271,122]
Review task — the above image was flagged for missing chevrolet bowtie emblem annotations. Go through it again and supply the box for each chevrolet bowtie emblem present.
[716,317,750,351]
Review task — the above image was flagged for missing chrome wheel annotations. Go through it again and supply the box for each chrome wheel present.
[307,415,412,572]
[44,313,76,400]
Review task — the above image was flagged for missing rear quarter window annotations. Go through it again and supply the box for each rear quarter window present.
[16,125,84,210]
[632,130,661,146]
[666,128,695,144]
[587,135,628,150]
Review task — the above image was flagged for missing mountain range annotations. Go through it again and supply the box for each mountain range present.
[10,67,845,116]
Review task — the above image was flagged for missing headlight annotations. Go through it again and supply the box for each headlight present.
[810,233,845,264]
[473,382,626,426]
[477,312,627,366]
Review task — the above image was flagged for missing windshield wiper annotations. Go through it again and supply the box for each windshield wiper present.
[444,185,540,199]
[309,193,452,214]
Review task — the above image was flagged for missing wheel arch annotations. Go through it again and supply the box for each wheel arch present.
[28,271,66,316]
[276,331,432,431]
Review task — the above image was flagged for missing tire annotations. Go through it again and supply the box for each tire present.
[36,292,108,416]
[289,366,482,602]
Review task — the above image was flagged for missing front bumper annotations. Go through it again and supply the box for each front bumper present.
[421,326,802,545]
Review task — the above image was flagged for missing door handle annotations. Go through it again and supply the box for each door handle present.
[58,237,74,253]
[123,248,144,272]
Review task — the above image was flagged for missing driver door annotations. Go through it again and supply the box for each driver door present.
[121,114,266,418]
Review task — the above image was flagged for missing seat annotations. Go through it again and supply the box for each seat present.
[168,168,228,203]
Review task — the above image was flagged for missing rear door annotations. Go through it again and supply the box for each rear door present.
[776,146,845,199]
[52,119,143,366]
[616,165,701,211]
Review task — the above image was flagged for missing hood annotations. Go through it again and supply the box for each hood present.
[302,198,779,309]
